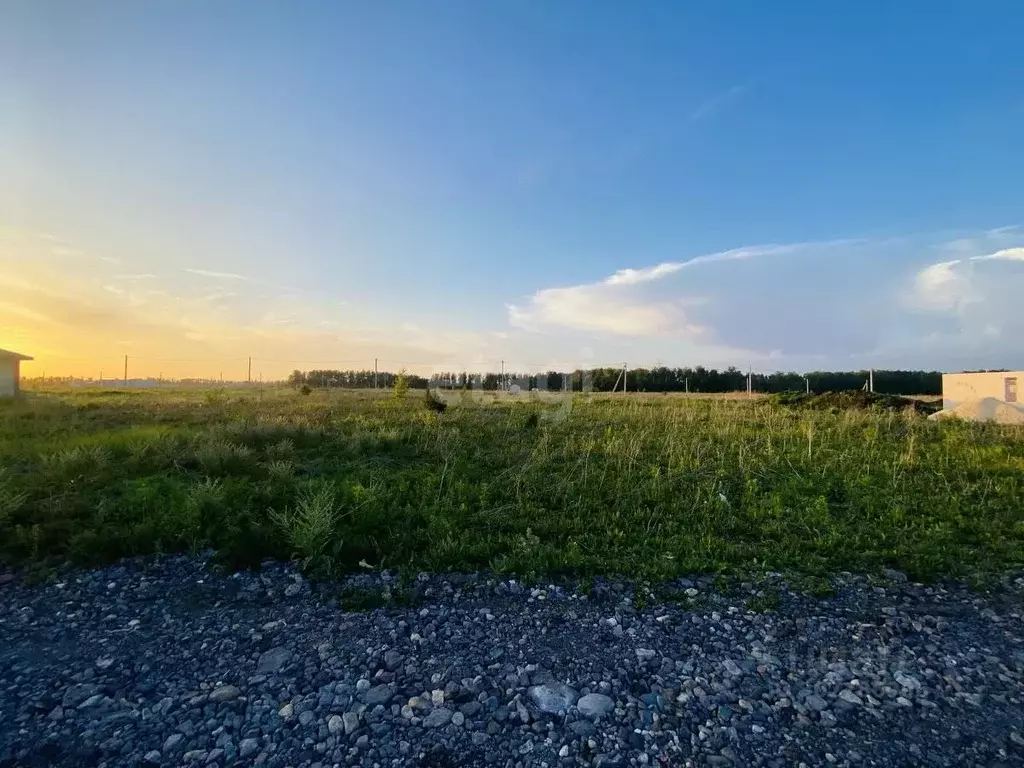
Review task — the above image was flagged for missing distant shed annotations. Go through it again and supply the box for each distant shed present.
[942,371,1023,411]
[0,348,32,397]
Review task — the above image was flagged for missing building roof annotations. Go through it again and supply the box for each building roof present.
[0,348,33,361]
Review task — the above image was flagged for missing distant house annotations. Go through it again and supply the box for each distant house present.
[0,348,32,397]
[942,370,1023,411]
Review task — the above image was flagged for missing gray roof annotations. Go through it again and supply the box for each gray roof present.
[0,348,33,361]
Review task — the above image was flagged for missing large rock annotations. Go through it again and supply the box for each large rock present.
[363,684,394,706]
[805,693,829,712]
[528,683,578,715]
[327,715,344,735]
[209,685,240,703]
[257,647,292,674]
[423,708,453,728]
[343,712,360,735]
[577,693,615,719]
[61,683,99,708]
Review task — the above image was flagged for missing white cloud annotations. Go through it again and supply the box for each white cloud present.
[509,229,1024,371]
[508,243,825,339]
[509,286,703,337]
[907,259,975,312]
[971,246,1024,262]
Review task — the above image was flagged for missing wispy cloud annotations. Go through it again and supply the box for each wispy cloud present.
[602,244,807,286]
[971,246,1024,263]
[690,84,748,123]
[184,268,253,281]
[200,291,238,303]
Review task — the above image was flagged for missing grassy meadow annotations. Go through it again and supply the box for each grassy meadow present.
[1,387,1022,583]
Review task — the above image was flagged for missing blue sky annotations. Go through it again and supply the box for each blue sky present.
[3,2,1024,378]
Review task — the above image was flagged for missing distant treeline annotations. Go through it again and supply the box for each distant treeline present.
[289,367,943,395]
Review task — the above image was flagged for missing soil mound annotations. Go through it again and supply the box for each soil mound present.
[769,390,939,415]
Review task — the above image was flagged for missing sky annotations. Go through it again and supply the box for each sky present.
[3,1,1024,380]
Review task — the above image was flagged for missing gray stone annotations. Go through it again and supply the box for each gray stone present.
[163,734,185,752]
[62,683,99,708]
[451,711,465,727]
[569,719,597,737]
[806,694,829,712]
[239,739,259,758]
[206,749,224,763]
[257,646,292,674]
[384,649,403,670]
[839,689,863,705]
[77,693,112,710]
[408,695,431,711]
[355,734,369,749]
[363,684,393,706]
[327,714,344,735]
[883,568,908,582]
[298,709,315,726]
[355,678,371,693]
[183,750,207,762]
[528,682,578,715]
[343,711,360,735]
[577,693,615,720]
[143,751,162,765]
[423,708,453,728]
[894,672,921,691]
[209,685,241,703]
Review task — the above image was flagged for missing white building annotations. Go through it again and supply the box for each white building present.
[0,348,32,397]
[942,370,1022,410]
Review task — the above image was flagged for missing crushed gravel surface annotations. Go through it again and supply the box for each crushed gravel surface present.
[1,557,1023,767]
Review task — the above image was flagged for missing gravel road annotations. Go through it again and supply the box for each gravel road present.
[1,557,1022,768]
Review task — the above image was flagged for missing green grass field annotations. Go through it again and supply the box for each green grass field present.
[1,387,1022,583]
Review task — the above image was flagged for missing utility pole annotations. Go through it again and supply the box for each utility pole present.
[623,363,628,394]
[374,358,378,389]
[869,368,874,393]
[501,360,505,392]
[805,376,810,394]
[124,355,128,386]
[248,357,252,384]
[747,366,753,398]
[685,377,689,394]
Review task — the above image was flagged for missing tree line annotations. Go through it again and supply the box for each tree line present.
[289,367,942,395]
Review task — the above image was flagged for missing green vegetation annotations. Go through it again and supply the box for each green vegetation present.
[0,388,1022,583]
[284,366,943,395]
